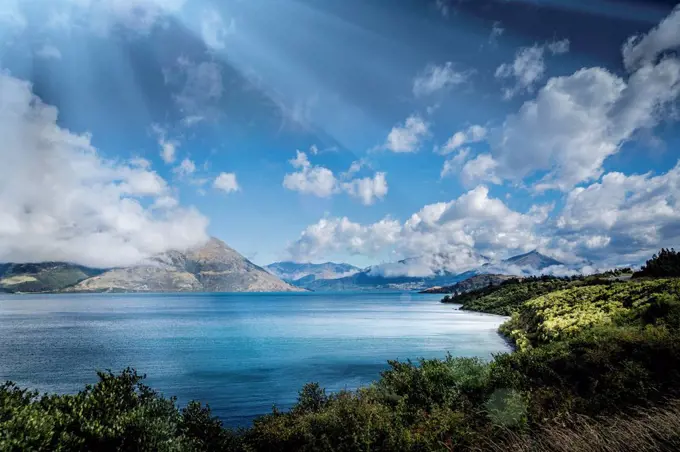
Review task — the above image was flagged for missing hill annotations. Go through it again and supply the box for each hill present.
[419,274,516,294]
[0,262,103,293]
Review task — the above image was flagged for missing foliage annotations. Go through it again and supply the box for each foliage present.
[633,248,680,278]
[442,276,578,316]
[0,369,239,451]
[505,279,680,349]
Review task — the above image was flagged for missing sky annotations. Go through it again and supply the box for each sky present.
[0,0,679,274]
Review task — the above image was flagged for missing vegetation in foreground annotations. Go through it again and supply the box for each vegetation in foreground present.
[2,250,680,451]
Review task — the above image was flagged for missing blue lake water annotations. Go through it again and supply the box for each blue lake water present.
[0,292,511,426]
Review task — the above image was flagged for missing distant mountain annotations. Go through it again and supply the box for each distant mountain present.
[305,250,564,292]
[65,238,302,293]
[0,262,104,293]
[504,250,563,269]
[265,261,360,284]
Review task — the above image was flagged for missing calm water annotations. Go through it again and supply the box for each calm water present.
[0,292,510,426]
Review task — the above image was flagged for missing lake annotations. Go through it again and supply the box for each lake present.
[0,292,511,427]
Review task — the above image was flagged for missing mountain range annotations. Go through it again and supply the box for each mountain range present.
[265,262,361,285]
[1,238,300,293]
[1,246,566,294]
[288,250,565,292]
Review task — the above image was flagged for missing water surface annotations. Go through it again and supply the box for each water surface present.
[0,292,510,426]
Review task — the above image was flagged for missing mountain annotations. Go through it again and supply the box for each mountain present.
[265,261,360,284]
[0,262,104,293]
[66,238,302,293]
[503,250,563,269]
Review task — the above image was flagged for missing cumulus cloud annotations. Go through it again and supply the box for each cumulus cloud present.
[341,172,389,206]
[622,4,680,71]
[384,115,429,153]
[435,124,486,155]
[283,150,388,205]
[0,72,209,268]
[201,8,234,50]
[413,62,471,97]
[213,172,240,193]
[283,151,338,198]
[495,39,570,99]
[35,44,62,60]
[479,58,680,191]
[555,163,680,261]
[288,185,549,273]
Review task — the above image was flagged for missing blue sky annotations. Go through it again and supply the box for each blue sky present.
[0,0,679,273]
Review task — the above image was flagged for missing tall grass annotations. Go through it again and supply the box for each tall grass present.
[479,399,680,452]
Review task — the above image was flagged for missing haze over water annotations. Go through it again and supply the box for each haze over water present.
[0,293,510,426]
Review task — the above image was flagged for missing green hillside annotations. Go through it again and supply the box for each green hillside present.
[0,263,103,293]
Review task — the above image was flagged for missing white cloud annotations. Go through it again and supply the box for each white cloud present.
[547,38,570,55]
[440,147,470,178]
[435,124,486,155]
[283,151,338,198]
[556,163,680,260]
[288,185,548,272]
[413,62,471,97]
[0,72,208,268]
[201,8,234,50]
[481,57,680,191]
[35,44,62,60]
[435,0,451,17]
[129,157,151,169]
[622,4,680,71]
[283,150,388,205]
[151,124,178,164]
[495,39,570,99]
[341,172,388,206]
[461,154,501,186]
[384,115,429,153]
[173,158,196,177]
[213,172,240,193]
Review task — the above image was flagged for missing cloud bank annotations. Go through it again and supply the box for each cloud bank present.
[0,72,209,268]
